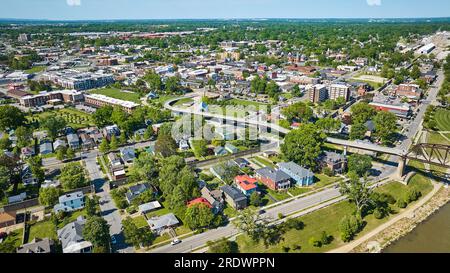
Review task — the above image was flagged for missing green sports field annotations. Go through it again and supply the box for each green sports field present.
[434,108,450,131]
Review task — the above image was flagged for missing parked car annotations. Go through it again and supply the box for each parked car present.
[111,235,117,245]
[171,238,181,246]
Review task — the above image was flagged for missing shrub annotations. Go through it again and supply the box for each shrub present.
[373,208,384,219]
[126,206,137,215]
[397,198,407,208]
[339,215,362,242]
[309,237,322,248]
[322,167,334,177]
[320,231,331,245]
[278,213,284,219]
[405,189,421,203]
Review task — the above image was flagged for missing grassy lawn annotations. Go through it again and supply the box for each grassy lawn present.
[89,88,141,103]
[227,98,268,108]
[174,98,194,106]
[175,225,192,236]
[427,132,450,145]
[27,220,57,242]
[152,233,171,245]
[145,201,171,219]
[223,204,238,218]
[149,95,178,105]
[57,209,87,229]
[253,156,276,168]
[434,108,450,131]
[28,107,94,130]
[25,66,46,74]
[132,215,148,228]
[288,186,312,196]
[313,174,342,189]
[235,177,433,253]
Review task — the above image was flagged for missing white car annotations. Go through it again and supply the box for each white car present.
[171,238,181,246]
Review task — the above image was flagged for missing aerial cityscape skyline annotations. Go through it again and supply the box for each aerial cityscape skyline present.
[1,0,450,20]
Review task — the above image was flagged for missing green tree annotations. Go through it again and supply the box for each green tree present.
[82,216,111,253]
[207,237,239,253]
[66,148,75,160]
[154,134,177,158]
[119,132,127,145]
[0,105,26,131]
[191,139,208,158]
[122,217,154,248]
[349,123,367,140]
[38,187,61,207]
[184,203,215,230]
[339,172,373,215]
[0,166,11,200]
[347,154,372,177]
[56,147,66,161]
[410,65,421,80]
[128,152,159,185]
[41,116,67,140]
[281,124,326,169]
[351,102,376,125]
[339,214,362,242]
[110,135,119,150]
[249,191,262,207]
[373,111,397,145]
[99,138,110,154]
[15,126,33,148]
[0,134,12,151]
[281,102,313,123]
[92,106,113,128]
[59,162,87,190]
[27,156,45,183]
[316,118,341,133]
[85,196,99,217]
[143,126,154,140]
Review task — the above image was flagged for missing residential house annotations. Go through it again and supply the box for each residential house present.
[57,216,93,253]
[102,125,120,141]
[112,169,127,182]
[138,201,162,215]
[0,211,16,228]
[8,192,27,204]
[66,133,80,149]
[187,197,213,209]
[255,167,292,191]
[79,133,95,150]
[214,146,228,156]
[234,175,258,196]
[220,185,247,210]
[39,142,53,155]
[233,158,251,169]
[17,238,55,253]
[319,151,347,175]
[20,146,35,158]
[209,161,236,181]
[53,191,85,213]
[40,180,60,189]
[224,143,239,154]
[179,139,190,151]
[108,153,124,172]
[21,164,38,186]
[201,186,224,214]
[278,162,314,187]
[120,147,136,164]
[53,139,67,151]
[125,183,151,204]
[147,213,180,235]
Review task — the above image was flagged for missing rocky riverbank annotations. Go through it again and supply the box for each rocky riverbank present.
[351,185,450,253]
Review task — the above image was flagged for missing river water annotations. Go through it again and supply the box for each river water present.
[383,202,450,253]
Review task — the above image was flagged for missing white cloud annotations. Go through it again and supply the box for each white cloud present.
[67,0,82,6]
[367,0,382,6]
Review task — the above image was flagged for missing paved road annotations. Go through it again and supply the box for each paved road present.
[84,151,135,253]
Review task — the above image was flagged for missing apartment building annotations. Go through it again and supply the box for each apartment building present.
[19,89,84,107]
[328,83,350,101]
[307,84,328,103]
[84,94,139,113]
[42,70,114,91]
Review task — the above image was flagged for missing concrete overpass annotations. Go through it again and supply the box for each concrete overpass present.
[163,96,435,178]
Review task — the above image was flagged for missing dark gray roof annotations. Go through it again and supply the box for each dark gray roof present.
[255,167,291,183]
[220,185,247,202]
[17,238,54,253]
[277,162,314,179]
[57,216,86,250]
[321,151,346,163]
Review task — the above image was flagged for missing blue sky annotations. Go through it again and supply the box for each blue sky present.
[1,0,450,20]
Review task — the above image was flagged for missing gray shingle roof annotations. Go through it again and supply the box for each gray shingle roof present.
[220,185,247,202]
[277,162,314,179]
[57,216,86,250]
[255,167,291,182]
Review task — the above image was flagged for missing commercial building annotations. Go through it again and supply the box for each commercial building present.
[84,94,139,113]
[417,43,435,55]
[307,84,328,103]
[42,70,114,90]
[395,84,422,100]
[369,101,412,119]
[19,89,84,107]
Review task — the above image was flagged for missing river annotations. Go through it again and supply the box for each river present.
[383,202,450,253]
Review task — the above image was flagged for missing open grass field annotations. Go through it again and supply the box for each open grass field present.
[132,215,148,228]
[25,66,46,74]
[28,107,94,130]
[235,177,433,253]
[89,88,141,103]
[434,108,450,131]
